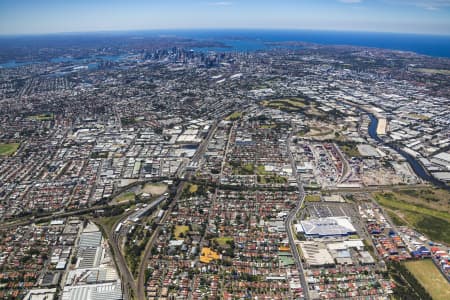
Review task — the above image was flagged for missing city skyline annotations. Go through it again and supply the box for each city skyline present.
[1,0,450,36]
[1,1,450,299]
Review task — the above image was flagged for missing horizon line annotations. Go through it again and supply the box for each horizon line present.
[1,27,450,38]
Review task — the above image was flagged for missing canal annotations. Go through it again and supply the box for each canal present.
[367,114,449,190]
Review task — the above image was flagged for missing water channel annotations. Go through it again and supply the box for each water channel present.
[367,113,449,190]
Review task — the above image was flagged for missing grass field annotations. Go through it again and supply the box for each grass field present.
[174,225,189,240]
[188,184,198,193]
[232,163,268,175]
[308,129,334,137]
[404,260,450,300]
[339,143,361,157]
[28,113,54,121]
[115,192,135,203]
[271,98,306,108]
[258,175,287,185]
[225,111,242,121]
[305,194,321,202]
[413,68,450,75]
[386,210,407,226]
[232,163,254,175]
[213,236,233,247]
[262,98,306,111]
[374,190,450,219]
[97,214,123,233]
[374,191,450,244]
[256,165,268,175]
[0,143,19,156]
[407,113,430,121]
[395,188,450,212]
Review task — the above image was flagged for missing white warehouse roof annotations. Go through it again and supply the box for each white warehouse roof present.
[301,217,356,237]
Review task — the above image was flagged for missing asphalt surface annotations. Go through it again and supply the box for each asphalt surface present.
[136,184,184,300]
[286,130,310,300]
[323,183,430,193]
[93,194,169,300]
[2,177,173,230]
[97,210,138,300]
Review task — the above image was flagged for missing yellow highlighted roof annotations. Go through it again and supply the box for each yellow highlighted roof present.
[279,246,291,252]
[200,247,220,264]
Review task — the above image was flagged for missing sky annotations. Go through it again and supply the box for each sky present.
[0,0,450,35]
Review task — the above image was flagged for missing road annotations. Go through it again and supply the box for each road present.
[136,182,185,300]
[332,142,351,184]
[286,129,310,300]
[136,121,217,299]
[192,121,218,165]
[2,177,171,230]
[220,120,236,176]
[94,207,139,300]
[108,194,169,300]
[323,183,430,193]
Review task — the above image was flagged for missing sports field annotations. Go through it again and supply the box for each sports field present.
[404,259,450,300]
[0,143,19,156]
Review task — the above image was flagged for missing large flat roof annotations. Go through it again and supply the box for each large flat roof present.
[299,241,335,267]
[301,217,356,237]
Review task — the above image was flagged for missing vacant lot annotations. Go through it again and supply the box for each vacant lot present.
[258,174,287,185]
[141,183,167,196]
[232,163,265,175]
[394,188,450,213]
[97,214,123,233]
[115,192,136,203]
[407,113,430,121]
[174,225,189,240]
[339,143,361,157]
[188,184,198,193]
[225,111,242,121]
[413,68,450,75]
[213,236,233,247]
[28,113,54,121]
[404,260,450,300]
[374,191,450,244]
[0,143,19,156]
[262,98,310,113]
[271,98,306,108]
[305,194,321,202]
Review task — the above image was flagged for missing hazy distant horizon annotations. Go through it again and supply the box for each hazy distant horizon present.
[1,27,450,38]
[1,29,450,59]
[1,0,450,36]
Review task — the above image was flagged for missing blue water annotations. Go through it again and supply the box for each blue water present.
[1,29,449,69]
[165,29,450,57]
[0,54,128,69]
[50,54,126,64]
[367,114,449,189]
[0,60,36,68]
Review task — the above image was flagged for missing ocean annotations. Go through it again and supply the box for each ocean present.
[1,29,449,68]
[171,29,450,58]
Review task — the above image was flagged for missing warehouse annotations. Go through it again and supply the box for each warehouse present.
[299,217,356,238]
[299,241,335,267]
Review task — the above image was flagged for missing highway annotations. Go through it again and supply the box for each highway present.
[96,194,168,300]
[332,142,351,184]
[135,121,218,299]
[136,183,184,300]
[1,177,171,230]
[95,208,138,300]
[134,120,216,299]
[322,183,430,193]
[286,129,310,300]
[191,121,218,165]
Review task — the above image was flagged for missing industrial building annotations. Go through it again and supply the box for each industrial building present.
[299,242,335,267]
[298,217,356,238]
